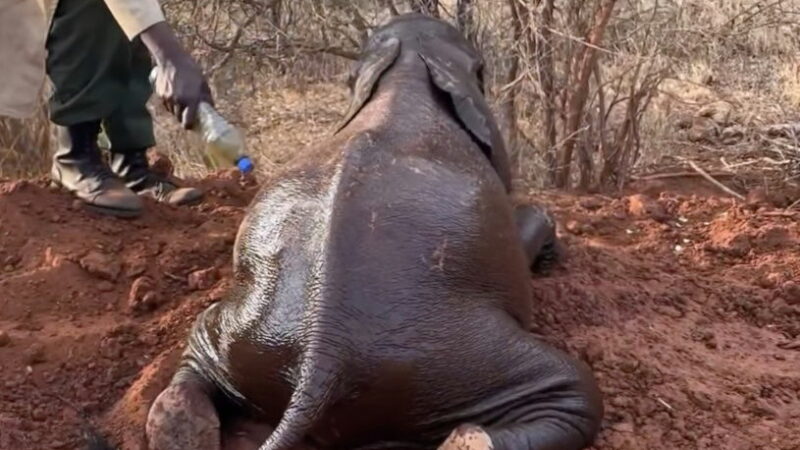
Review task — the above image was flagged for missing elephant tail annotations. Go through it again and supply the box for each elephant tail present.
[260,352,342,450]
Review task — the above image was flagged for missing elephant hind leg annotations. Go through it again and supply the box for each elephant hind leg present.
[514,204,563,272]
[146,366,221,450]
[438,332,603,450]
[438,386,601,450]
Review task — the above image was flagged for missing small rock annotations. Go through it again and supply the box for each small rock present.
[611,422,635,433]
[756,273,780,289]
[707,230,751,258]
[627,194,669,222]
[128,277,160,313]
[97,281,115,292]
[79,251,121,281]
[24,343,46,365]
[565,220,584,235]
[619,359,639,374]
[30,408,46,422]
[581,341,605,365]
[0,330,10,347]
[188,268,219,291]
[579,197,604,211]
[757,226,792,251]
[44,247,67,268]
[782,282,800,306]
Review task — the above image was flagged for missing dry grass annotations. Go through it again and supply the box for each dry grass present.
[0,104,52,179]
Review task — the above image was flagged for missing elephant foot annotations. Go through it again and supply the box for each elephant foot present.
[514,204,562,272]
[438,425,494,450]
[146,375,221,450]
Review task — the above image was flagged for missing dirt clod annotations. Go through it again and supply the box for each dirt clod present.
[565,220,585,235]
[128,277,161,313]
[80,251,122,281]
[24,343,46,365]
[782,281,800,306]
[188,268,219,291]
[627,194,669,222]
[0,330,10,347]
[707,229,752,257]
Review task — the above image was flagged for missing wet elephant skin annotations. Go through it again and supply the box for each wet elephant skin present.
[150,13,603,450]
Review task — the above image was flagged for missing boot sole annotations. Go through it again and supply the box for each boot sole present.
[172,195,204,207]
[51,181,143,219]
[84,204,142,219]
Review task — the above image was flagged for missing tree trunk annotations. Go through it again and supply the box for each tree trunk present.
[456,0,476,43]
[538,0,557,186]
[502,0,524,161]
[554,0,618,188]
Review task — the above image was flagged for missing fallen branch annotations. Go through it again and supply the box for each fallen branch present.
[164,272,185,283]
[680,158,746,200]
[761,211,799,218]
[788,198,800,210]
[632,171,735,181]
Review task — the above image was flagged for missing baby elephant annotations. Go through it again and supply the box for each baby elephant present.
[146,13,602,450]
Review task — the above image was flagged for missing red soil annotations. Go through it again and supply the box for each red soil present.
[1,172,798,449]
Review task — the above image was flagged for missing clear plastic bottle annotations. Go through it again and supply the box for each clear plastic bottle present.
[195,102,253,173]
[149,69,253,173]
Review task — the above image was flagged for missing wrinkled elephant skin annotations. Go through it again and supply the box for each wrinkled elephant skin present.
[146,13,603,450]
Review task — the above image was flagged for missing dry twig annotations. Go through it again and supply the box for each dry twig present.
[680,158,745,200]
[632,171,735,181]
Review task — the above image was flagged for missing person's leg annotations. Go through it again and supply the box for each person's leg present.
[102,37,156,152]
[46,0,141,216]
[106,38,203,206]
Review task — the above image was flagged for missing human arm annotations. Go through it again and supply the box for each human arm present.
[105,0,213,128]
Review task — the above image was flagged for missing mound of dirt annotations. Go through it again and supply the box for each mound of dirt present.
[0,173,258,449]
[1,173,799,449]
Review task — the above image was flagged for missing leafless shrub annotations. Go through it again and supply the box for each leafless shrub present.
[2,0,799,191]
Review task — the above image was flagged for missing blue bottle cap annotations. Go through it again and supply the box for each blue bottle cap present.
[237,156,254,174]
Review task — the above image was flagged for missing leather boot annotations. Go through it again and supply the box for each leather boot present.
[52,122,143,217]
[110,151,203,206]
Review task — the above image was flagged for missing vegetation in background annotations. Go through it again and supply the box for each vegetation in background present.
[2,0,799,192]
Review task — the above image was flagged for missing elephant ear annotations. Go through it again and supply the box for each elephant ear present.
[418,49,512,192]
[335,37,401,133]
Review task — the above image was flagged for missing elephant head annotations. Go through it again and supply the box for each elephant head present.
[335,14,511,191]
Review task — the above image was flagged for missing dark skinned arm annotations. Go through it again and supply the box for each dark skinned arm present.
[140,21,213,129]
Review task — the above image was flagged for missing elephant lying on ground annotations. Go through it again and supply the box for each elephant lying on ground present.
[145,13,602,450]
